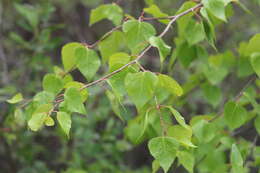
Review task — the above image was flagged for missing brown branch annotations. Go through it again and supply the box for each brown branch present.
[87,25,122,48]
[209,75,256,122]
[80,3,203,90]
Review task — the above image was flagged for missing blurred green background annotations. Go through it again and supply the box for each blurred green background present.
[0,0,260,172]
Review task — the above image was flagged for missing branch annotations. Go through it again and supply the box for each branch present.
[80,3,203,90]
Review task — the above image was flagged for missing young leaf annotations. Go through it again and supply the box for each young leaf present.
[42,74,63,95]
[28,113,47,131]
[7,93,23,104]
[57,111,71,137]
[224,101,247,129]
[149,36,171,64]
[158,74,183,96]
[231,144,243,167]
[45,116,55,126]
[250,53,260,78]
[177,151,195,173]
[64,87,86,114]
[125,72,158,109]
[202,0,227,21]
[148,137,179,173]
[61,42,82,71]
[123,20,156,54]
[89,4,123,26]
[75,46,101,81]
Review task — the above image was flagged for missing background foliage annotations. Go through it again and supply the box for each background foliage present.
[1,0,260,173]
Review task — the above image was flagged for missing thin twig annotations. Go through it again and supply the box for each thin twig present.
[209,76,256,122]
[80,3,203,90]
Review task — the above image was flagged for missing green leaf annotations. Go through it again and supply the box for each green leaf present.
[33,91,55,104]
[165,106,189,128]
[176,1,197,37]
[224,101,247,129]
[200,8,216,49]
[202,0,227,21]
[202,83,222,107]
[250,53,260,78]
[191,119,217,143]
[168,125,195,147]
[28,113,47,131]
[109,52,131,72]
[61,42,82,71]
[175,41,197,68]
[152,160,160,173]
[123,20,156,54]
[148,137,179,173]
[75,46,101,81]
[105,90,124,121]
[203,63,228,85]
[42,74,63,95]
[137,108,153,142]
[57,111,71,137]
[144,5,170,24]
[149,36,171,63]
[99,31,125,62]
[177,151,195,173]
[231,144,243,167]
[7,93,23,104]
[64,87,86,114]
[184,20,205,45]
[254,115,260,135]
[64,81,88,102]
[33,104,53,114]
[245,33,260,56]
[89,3,123,26]
[14,3,39,28]
[125,72,158,109]
[158,74,183,97]
[45,116,55,126]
